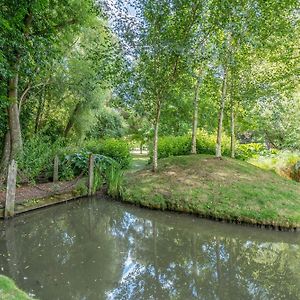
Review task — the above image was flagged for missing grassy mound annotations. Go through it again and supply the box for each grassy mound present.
[0,275,34,300]
[124,155,300,229]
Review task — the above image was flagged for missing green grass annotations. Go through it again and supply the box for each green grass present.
[0,275,34,300]
[123,155,300,229]
[129,153,149,171]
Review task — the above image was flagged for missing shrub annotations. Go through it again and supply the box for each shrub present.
[149,130,231,160]
[62,151,117,175]
[157,135,191,159]
[62,151,90,176]
[84,138,131,169]
[17,136,62,182]
[235,143,267,160]
[61,151,124,194]
[196,129,231,156]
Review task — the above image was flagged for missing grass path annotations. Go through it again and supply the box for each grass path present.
[129,152,149,172]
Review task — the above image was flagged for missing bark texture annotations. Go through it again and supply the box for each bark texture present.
[0,131,11,177]
[191,78,201,154]
[64,102,81,137]
[152,99,161,172]
[216,67,228,158]
[8,74,23,160]
[230,98,235,158]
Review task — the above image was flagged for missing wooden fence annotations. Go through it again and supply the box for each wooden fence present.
[3,154,96,219]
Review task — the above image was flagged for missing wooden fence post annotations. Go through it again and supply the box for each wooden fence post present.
[5,160,17,218]
[53,155,59,182]
[88,154,94,196]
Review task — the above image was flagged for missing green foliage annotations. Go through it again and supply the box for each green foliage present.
[62,151,90,176]
[0,275,34,300]
[84,139,131,169]
[249,151,300,180]
[17,136,62,182]
[89,108,127,139]
[196,129,231,156]
[156,136,191,159]
[236,143,267,160]
[72,181,88,197]
[149,130,231,160]
[105,164,124,199]
[62,151,116,175]
[61,150,124,194]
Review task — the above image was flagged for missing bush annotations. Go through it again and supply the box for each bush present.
[235,143,267,160]
[84,138,131,169]
[62,151,117,175]
[196,129,231,156]
[62,150,124,193]
[157,135,191,159]
[149,130,231,160]
[17,136,62,182]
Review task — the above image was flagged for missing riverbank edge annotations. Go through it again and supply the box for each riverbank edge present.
[122,154,300,232]
[0,275,34,300]
[119,196,300,232]
[1,188,299,231]
[0,178,91,219]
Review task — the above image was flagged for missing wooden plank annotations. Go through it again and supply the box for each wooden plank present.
[53,155,59,182]
[88,154,94,196]
[5,160,17,218]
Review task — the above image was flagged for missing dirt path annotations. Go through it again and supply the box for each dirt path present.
[0,179,83,207]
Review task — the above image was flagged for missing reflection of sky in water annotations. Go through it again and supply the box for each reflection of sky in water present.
[107,250,147,299]
[0,198,299,300]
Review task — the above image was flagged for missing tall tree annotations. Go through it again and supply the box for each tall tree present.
[0,0,96,166]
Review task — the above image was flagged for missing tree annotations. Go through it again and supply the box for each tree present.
[0,0,97,167]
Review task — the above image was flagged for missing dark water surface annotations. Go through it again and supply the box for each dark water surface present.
[0,198,299,300]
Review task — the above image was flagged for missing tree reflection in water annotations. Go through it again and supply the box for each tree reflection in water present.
[0,198,299,300]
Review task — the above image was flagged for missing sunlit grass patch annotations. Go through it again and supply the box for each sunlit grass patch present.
[124,154,300,228]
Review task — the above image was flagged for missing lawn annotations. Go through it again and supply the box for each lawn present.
[124,155,300,229]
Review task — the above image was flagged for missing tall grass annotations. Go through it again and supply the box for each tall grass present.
[248,151,300,180]
[105,165,124,199]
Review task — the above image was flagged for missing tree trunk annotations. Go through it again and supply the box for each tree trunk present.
[191,77,201,154]
[216,67,228,158]
[34,85,46,133]
[8,74,23,160]
[152,99,161,172]
[64,102,81,137]
[230,97,235,158]
[140,142,143,154]
[0,131,11,178]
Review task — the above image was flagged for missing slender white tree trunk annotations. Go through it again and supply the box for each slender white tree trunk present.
[152,99,161,172]
[230,97,235,158]
[191,77,201,154]
[216,67,228,158]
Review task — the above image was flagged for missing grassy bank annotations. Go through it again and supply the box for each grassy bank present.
[123,155,300,229]
[0,275,34,300]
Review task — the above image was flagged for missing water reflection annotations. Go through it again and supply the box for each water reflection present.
[0,198,299,300]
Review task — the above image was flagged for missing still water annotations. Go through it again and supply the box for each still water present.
[0,198,299,300]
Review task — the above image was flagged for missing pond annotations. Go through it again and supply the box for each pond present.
[0,198,299,300]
